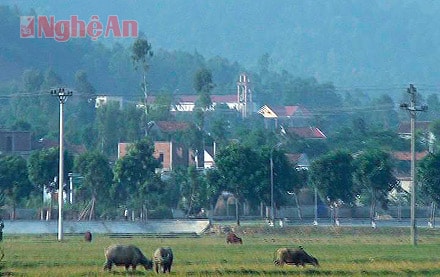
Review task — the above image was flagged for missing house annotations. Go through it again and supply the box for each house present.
[95,96,126,109]
[285,153,310,169]
[153,141,191,171]
[204,144,217,169]
[144,72,253,117]
[33,138,86,156]
[258,105,313,129]
[145,94,245,113]
[397,121,431,139]
[392,150,429,192]
[397,121,435,152]
[285,126,327,140]
[118,121,197,172]
[0,130,32,157]
[118,141,192,172]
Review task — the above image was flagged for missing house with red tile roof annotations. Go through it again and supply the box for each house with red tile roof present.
[285,153,310,169]
[285,126,327,139]
[392,150,429,192]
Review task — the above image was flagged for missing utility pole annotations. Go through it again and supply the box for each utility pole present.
[400,84,427,246]
[51,88,72,241]
[270,142,283,226]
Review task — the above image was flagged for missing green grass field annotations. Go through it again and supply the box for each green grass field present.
[2,225,440,276]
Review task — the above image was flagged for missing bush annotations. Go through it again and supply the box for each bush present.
[148,206,173,219]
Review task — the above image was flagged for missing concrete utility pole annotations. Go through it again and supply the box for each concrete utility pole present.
[51,88,72,241]
[270,142,283,225]
[400,84,427,246]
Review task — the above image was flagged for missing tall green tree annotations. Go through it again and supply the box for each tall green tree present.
[112,138,162,212]
[96,101,122,157]
[132,36,153,106]
[0,155,33,219]
[179,166,209,216]
[215,143,265,224]
[418,153,440,206]
[353,149,399,221]
[257,147,300,211]
[28,147,74,195]
[74,151,114,219]
[131,36,153,136]
[120,104,143,142]
[309,150,356,221]
[193,68,214,111]
[193,68,213,125]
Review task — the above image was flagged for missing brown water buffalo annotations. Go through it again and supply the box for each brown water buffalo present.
[153,247,173,273]
[103,244,153,272]
[84,231,92,242]
[226,232,243,244]
[273,247,319,267]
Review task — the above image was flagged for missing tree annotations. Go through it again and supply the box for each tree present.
[418,152,440,206]
[74,151,114,219]
[120,104,144,142]
[193,68,214,110]
[131,36,154,136]
[193,68,214,132]
[309,150,355,224]
[257,147,300,211]
[215,143,265,224]
[112,138,162,214]
[96,101,122,157]
[66,70,97,145]
[179,166,208,216]
[10,69,49,138]
[0,155,33,219]
[205,167,228,213]
[28,148,74,195]
[131,36,153,105]
[353,149,399,221]
[370,94,399,130]
[430,119,440,153]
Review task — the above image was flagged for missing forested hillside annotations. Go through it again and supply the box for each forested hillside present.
[3,0,440,91]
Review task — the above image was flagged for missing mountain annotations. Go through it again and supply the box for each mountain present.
[3,0,440,89]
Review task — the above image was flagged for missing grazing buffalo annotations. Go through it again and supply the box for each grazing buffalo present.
[103,244,153,272]
[226,232,243,244]
[273,247,319,267]
[153,247,173,273]
[84,231,92,242]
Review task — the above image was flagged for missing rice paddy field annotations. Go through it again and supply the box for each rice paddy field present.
[2,225,440,276]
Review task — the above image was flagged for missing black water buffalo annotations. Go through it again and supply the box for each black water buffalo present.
[153,247,173,273]
[273,247,319,267]
[103,244,153,272]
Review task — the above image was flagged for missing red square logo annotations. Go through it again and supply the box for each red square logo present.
[20,16,35,38]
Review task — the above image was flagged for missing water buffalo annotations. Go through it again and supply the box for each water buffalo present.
[226,232,243,244]
[273,247,319,267]
[103,244,153,272]
[153,247,173,273]
[84,231,92,242]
